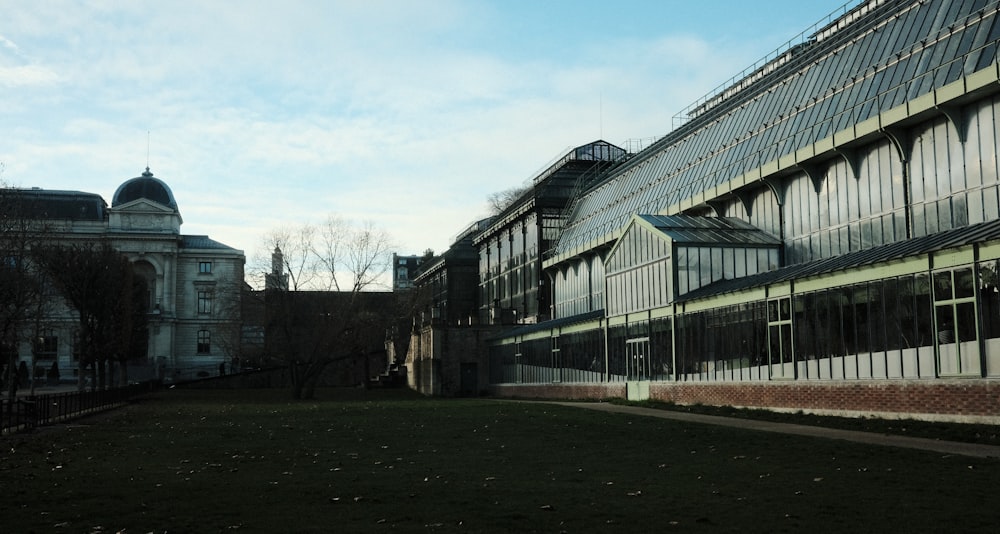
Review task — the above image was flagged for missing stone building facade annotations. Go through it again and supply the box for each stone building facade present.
[4,168,245,384]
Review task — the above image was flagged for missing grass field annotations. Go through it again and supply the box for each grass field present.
[2,388,999,533]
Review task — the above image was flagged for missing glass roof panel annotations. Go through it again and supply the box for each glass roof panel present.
[553,1,1000,257]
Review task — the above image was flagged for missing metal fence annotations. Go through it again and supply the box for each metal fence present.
[1,382,160,435]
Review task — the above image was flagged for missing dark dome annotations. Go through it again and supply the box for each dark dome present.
[112,168,178,210]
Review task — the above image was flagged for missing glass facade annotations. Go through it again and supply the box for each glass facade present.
[489,328,606,385]
[491,1,1000,390]
[605,224,671,316]
[492,257,1000,385]
[554,1,1000,258]
[552,254,605,319]
[478,216,540,324]
[477,141,626,325]
[602,215,781,316]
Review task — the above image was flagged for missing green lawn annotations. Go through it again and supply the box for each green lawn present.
[2,388,998,533]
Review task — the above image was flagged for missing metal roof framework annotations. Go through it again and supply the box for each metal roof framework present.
[677,217,1000,303]
[552,0,1000,260]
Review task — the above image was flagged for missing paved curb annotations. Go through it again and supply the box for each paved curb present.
[543,401,1000,459]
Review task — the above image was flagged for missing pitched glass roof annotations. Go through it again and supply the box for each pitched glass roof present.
[637,214,783,247]
[676,217,1000,303]
[553,0,1000,257]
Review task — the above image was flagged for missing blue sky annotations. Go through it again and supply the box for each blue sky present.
[1,0,856,280]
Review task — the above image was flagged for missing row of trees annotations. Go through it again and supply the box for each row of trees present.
[1,185,147,399]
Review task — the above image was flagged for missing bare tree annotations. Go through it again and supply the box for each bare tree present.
[209,274,249,372]
[314,215,350,291]
[316,217,393,292]
[487,185,530,215]
[35,242,144,390]
[255,224,318,291]
[253,217,393,292]
[257,216,396,398]
[0,185,51,401]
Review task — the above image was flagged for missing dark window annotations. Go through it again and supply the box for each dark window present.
[197,330,211,354]
[199,261,212,274]
[198,291,213,315]
[35,329,58,359]
[72,331,81,361]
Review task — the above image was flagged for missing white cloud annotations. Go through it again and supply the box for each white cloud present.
[0,0,853,268]
[0,33,21,53]
[0,64,59,87]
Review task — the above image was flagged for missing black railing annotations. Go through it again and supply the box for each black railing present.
[0,382,160,434]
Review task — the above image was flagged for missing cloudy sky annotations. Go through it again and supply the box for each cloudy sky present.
[1,0,854,278]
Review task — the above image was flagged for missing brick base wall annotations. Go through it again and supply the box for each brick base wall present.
[490,383,625,400]
[489,380,1000,424]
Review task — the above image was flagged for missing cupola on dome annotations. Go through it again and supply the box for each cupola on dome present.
[112,167,178,210]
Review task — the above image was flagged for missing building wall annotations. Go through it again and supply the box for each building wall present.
[407,325,441,395]
[478,214,541,324]
[407,323,496,396]
[490,238,1000,422]
[172,253,244,372]
[392,254,424,291]
[490,383,626,401]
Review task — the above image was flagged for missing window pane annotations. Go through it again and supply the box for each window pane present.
[955,267,975,299]
[981,261,1000,340]
[870,280,888,352]
[936,305,955,344]
[934,270,953,301]
[915,274,934,347]
[957,302,977,343]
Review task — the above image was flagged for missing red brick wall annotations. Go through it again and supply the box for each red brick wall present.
[489,380,1000,423]
[490,383,625,400]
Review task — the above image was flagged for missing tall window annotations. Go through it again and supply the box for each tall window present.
[72,330,81,361]
[768,297,794,378]
[199,261,212,274]
[933,267,979,375]
[197,330,211,354]
[197,290,213,315]
[35,329,58,359]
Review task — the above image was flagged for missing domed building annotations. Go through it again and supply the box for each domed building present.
[2,168,245,383]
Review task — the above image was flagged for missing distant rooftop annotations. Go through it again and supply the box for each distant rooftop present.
[181,235,241,252]
[112,168,178,210]
[0,188,108,221]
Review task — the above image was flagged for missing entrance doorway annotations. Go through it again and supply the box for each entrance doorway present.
[625,337,650,380]
[459,362,478,396]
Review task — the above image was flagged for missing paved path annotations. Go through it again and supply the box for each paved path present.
[542,401,1000,459]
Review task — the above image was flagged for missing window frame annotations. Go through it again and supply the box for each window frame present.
[197,290,214,315]
[197,330,211,354]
